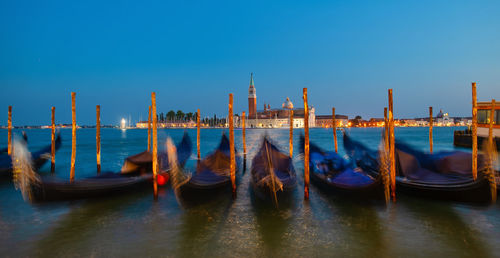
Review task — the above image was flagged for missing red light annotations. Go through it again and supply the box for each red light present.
[157,174,168,186]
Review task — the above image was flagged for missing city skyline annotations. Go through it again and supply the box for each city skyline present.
[1,1,499,125]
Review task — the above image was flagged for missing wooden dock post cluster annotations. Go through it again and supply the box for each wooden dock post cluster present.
[303,88,310,200]
[197,109,201,160]
[151,92,158,200]
[429,106,433,154]
[96,105,101,174]
[388,89,396,202]
[70,92,76,183]
[289,110,294,158]
[332,107,338,153]
[242,111,246,171]
[472,82,478,180]
[7,106,12,155]
[228,94,236,197]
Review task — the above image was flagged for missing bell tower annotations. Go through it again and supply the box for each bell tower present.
[248,73,257,118]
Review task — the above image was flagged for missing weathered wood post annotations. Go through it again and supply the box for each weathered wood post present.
[70,92,76,183]
[51,107,56,173]
[489,99,496,146]
[242,111,246,171]
[384,107,389,147]
[7,106,12,155]
[197,109,201,160]
[289,110,294,158]
[429,106,433,154]
[388,89,396,202]
[472,82,478,180]
[229,94,236,197]
[383,107,390,203]
[303,88,310,200]
[96,105,101,174]
[148,105,152,152]
[332,107,338,153]
[152,92,158,200]
[488,99,497,202]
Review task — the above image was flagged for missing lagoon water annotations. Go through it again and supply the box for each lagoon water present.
[1,127,500,257]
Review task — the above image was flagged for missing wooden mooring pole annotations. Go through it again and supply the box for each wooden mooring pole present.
[332,107,338,153]
[429,106,433,154]
[388,89,396,202]
[229,94,236,197]
[152,93,158,200]
[489,99,496,147]
[148,105,152,152]
[303,88,310,200]
[242,111,246,171]
[488,99,497,202]
[197,109,201,160]
[289,110,294,158]
[7,106,12,155]
[384,107,389,147]
[472,82,478,180]
[70,92,76,183]
[51,107,55,173]
[96,105,101,174]
[383,107,390,203]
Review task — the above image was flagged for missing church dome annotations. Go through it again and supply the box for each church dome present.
[282,97,294,109]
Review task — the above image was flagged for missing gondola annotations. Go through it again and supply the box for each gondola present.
[175,133,240,202]
[250,137,297,203]
[0,133,61,177]
[343,133,494,203]
[300,135,384,199]
[17,132,192,202]
[0,131,27,154]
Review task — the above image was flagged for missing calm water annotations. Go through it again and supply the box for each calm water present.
[1,127,499,257]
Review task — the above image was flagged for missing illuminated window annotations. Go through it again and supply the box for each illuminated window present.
[478,110,490,124]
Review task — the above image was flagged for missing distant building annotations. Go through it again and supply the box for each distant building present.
[315,115,349,128]
[244,74,315,128]
[136,121,197,128]
[248,73,257,118]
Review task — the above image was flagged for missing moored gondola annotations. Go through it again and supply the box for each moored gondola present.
[0,133,61,177]
[250,137,297,204]
[300,135,384,199]
[175,133,240,202]
[14,132,192,202]
[343,133,493,203]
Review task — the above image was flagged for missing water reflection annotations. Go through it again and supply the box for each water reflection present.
[398,196,490,257]
[176,195,232,257]
[33,189,151,256]
[1,128,500,256]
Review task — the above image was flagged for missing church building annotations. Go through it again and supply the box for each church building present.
[244,74,315,128]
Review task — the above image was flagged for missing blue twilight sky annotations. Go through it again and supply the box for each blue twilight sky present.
[1,0,499,125]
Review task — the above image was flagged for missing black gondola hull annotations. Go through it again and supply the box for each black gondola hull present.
[30,175,154,202]
[309,170,385,200]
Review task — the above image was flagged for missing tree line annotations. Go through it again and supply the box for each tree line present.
[157,110,230,127]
